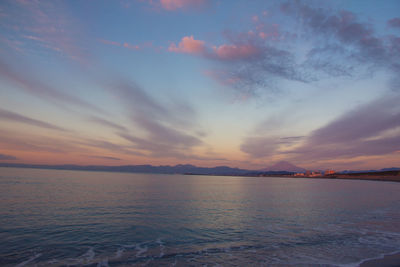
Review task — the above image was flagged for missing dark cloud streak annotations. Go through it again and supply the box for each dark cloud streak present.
[0,153,17,160]
[111,81,204,159]
[388,18,400,28]
[0,61,104,113]
[0,108,68,132]
[88,116,128,132]
[289,94,400,160]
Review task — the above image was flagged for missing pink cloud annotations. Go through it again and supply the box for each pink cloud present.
[212,44,261,60]
[204,70,241,86]
[159,0,207,10]
[259,32,267,39]
[123,42,140,50]
[168,35,206,54]
[169,35,261,61]
[100,39,151,51]
[99,39,121,46]
[6,1,89,64]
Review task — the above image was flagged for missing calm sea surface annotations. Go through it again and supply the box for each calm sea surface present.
[0,167,399,266]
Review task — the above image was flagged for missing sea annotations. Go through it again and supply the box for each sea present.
[0,167,399,266]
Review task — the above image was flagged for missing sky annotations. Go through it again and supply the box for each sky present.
[0,0,400,171]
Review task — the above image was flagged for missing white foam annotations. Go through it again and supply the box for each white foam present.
[135,244,148,257]
[82,247,95,262]
[16,253,42,267]
[122,244,137,248]
[97,258,109,267]
[47,259,58,264]
[324,249,400,267]
[115,248,125,258]
[156,238,165,258]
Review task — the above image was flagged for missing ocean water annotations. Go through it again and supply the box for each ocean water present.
[0,167,399,266]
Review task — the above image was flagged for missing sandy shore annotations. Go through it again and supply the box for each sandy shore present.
[359,251,400,267]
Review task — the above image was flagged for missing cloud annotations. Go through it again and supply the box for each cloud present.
[88,155,121,161]
[0,128,143,158]
[388,18,400,28]
[168,35,263,61]
[212,44,261,60]
[281,1,400,74]
[240,137,281,158]
[169,2,400,97]
[100,39,157,53]
[240,93,400,164]
[123,42,140,50]
[240,135,304,158]
[99,39,122,47]
[87,116,128,132]
[76,138,145,157]
[111,81,204,159]
[2,0,89,63]
[0,108,68,132]
[0,153,17,160]
[289,94,400,160]
[145,0,208,11]
[168,36,206,54]
[0,60,103,113]
[169,32,307,96]
[0,130,77,153]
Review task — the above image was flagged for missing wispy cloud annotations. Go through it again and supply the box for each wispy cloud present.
[168,35,262,61]
[288,94,400,160]
[0,130,76,153]
[74,138,145,157]
[388,18,400,28]
[241,93,400,162]
[168,36,206,54]
[240,135,304,158]
[0,108,68,132]
[142,0,209,11]
[0,153,17,160]
[87,155,121,161]
[99,39,153,51]
[87,115,128,132]
[111,81,204,159]
[281,1,400,81]
[168,32,308,97]
[211,43,261,61]
[169,2,400,97]
[2,0,89,63]
[0,60,103,113]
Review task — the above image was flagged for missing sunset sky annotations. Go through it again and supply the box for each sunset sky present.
[1,0,400,170]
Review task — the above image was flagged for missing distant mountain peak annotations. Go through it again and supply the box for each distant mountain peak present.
[261,161,306,172]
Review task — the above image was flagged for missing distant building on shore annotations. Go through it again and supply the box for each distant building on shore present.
[324,169,335,176]
[294,169,335,177]
[310,171,322,177]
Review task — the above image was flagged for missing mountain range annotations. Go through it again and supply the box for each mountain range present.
[0,162,398,175]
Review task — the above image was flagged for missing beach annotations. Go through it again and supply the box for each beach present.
[360,251,400,267]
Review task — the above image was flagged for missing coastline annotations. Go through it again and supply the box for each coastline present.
[191,173,400,183]
[359,251,400,267]
[0,165,399,183]
[293,175,400,183]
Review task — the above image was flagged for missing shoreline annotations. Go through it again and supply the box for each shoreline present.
[358,251,400,267]
[0,165,399,183]
[188,173,400,183]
